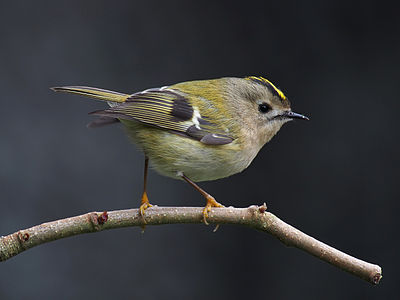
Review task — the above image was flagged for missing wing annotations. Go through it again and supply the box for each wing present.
[90,88,234,145]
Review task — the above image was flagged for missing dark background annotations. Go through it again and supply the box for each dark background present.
[0,1,398,299]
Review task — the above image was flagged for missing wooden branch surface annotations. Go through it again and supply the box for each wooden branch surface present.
[0,205,382,284]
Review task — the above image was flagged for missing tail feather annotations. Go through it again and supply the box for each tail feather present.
[51,86,129,103]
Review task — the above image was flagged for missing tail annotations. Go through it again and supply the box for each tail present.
[51,86,129,103]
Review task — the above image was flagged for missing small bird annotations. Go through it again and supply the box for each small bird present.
[52,76,308,223]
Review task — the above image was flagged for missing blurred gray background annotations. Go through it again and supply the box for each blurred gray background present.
[0,0,398,299]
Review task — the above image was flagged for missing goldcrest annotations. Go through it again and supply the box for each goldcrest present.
[52,76,309,222]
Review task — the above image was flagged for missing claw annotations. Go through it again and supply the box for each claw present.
[202,195,224,225]
[139,202,153,217]
[139,191,153,222]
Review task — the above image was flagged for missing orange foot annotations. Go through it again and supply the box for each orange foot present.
[139,192,153,221]
[202,195,224,225]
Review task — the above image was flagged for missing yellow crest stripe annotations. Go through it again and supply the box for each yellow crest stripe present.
[246,76,287,101]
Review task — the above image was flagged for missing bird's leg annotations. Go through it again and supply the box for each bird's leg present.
[180,173,224,225]
[139,156,153,220]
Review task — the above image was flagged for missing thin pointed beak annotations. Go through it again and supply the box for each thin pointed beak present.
[284,111,309,121]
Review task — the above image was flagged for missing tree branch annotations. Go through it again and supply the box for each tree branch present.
[0,205,382,284]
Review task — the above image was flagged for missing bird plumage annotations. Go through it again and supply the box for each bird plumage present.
[52,77,305,182]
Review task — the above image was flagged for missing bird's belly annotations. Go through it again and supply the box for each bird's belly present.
[124,122,258,182]
[150,142,254,182]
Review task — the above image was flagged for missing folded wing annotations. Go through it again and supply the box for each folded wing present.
[91,88,234,145]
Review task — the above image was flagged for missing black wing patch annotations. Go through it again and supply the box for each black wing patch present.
[171,97,193,121]
[89,88,234,145]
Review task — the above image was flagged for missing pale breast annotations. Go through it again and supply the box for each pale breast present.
[122,121,260,182]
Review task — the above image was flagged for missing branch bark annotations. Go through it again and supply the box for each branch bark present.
[0,205,382,284]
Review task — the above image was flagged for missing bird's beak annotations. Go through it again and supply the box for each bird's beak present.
[284,111,309,121]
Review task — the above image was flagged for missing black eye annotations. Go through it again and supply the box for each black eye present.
[258,103,271,113]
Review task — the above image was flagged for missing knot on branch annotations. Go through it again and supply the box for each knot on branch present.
[88,211,109,231]
[17,231,30,243]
